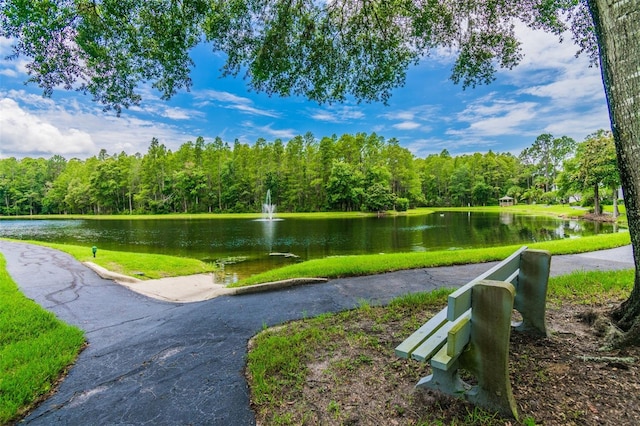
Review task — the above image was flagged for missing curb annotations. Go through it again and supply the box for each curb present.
[83,262,143,283]
[83,261,328,300]
[229,278,329,295]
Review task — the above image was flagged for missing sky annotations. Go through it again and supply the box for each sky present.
[0,23,610,160]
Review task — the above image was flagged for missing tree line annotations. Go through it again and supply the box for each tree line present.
[0,131,619,217]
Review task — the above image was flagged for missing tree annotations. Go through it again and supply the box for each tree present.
[449,164,472,207]
[326,161,364,211]
[363,165,395,213]
[520,134,576,193]
[570,130,620,216]
[2,1,639,343]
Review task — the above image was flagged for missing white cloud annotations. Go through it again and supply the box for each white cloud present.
[379,105,439,135]
[382,105,439,122]
[0,90,205,158]
[436,23,609,150]
[0,38,33,79]
[539,104,610,142]
[519,73,604,105]
[128,96,205,121]
[448,94,538,138]
[201,90,251,104]
[237,120,297,140]
[231,103,279,117]
[393,121,421,130]
[195,89,279,117]
[0,97,96,157]
[256,124,296,140]
[5,89,56,109]
[0,69,18,78]
[384,111,416,121]
[309,105,364,123]
[404,136,499,158]
[504,24,607,106]
[159,106,197,120]
[311,111,337,121]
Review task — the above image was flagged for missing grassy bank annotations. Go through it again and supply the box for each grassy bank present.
[3,206,630,285]
[15,241,217,280]
[9,231,629,286]
[234,232,631,286]
[0,204,624,222]
[0,209,435,221]
[246,268,634,425]
[433,204,591,218]
[0,254,85,424]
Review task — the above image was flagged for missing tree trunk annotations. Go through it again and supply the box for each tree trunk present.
[612,186,619,219]
[588,1,640,343]
[593,184,600,215]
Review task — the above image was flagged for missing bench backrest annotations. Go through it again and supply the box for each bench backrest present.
[395,246,551,360]
[447,246,526,321]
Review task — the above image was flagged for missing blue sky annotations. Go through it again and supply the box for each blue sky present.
[0,23,610,160]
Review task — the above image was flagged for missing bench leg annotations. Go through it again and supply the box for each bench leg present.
[415,360,468,395]
[460,280,519,419]
[514,249,551,337]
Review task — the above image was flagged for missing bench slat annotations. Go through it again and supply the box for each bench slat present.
[431,342,456,370]
[394,308,448,359]
[431,311,472,370]
[447,246,526,321]
[411,310,471,362]
[505,269,519,286]
[447,312,471,357]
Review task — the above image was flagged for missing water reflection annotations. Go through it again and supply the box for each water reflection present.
[499,212,514,225]
[262,219,275,253]
[0,212,622,279]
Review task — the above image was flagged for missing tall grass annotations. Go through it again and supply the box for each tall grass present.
[0,254,85,424]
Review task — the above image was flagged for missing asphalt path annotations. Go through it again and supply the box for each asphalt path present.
[0,241,635,425]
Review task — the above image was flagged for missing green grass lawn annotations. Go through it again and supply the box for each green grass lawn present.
[20,241,217,280]
[0,254,85,424]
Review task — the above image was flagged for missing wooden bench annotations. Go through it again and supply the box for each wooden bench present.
[395,247,551,419]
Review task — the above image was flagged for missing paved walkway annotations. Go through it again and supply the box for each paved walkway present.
[0,241,634,425]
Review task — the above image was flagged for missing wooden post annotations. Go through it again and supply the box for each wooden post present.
[514,249,551,336]
[459,280,519,419]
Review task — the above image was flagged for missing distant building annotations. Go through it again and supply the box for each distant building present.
[499,196,515,207]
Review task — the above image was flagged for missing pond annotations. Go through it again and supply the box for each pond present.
[0,212,620,282]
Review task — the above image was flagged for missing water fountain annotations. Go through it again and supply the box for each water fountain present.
[262,189,276,221]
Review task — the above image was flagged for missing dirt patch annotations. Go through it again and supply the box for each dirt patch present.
[582,213,619,223]
[249,302,640,425]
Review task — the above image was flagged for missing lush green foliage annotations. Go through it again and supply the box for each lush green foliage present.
[0,254,85,424]
[0,1,594,111]
[2,131,622,216]
[557,130,620,215]
[1,134,427,215]
[519,133,577,198]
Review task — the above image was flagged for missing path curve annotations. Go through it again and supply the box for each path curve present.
[0,241,634,425]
